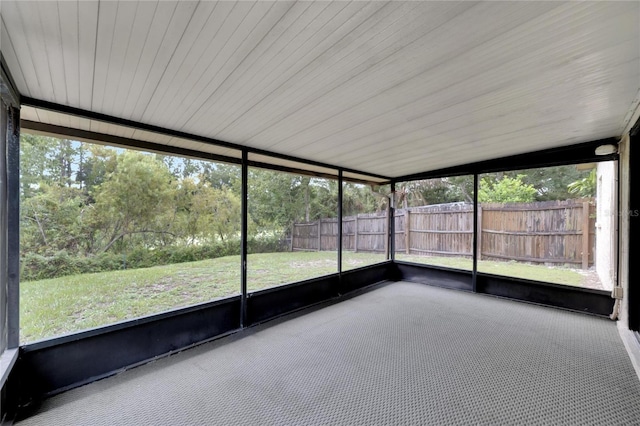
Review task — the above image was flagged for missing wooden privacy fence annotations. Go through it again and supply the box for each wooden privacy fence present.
[291,211,389,254]
[291,199,596,268]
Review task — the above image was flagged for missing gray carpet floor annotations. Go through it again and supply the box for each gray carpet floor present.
[16,281,640,425]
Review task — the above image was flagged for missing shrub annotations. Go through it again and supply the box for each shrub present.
[20,235,288,281]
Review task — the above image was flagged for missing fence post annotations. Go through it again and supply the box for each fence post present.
[317,219,322,251]
[354,215,358,253]
[405,210,410,254]
[290,223,295,252]
[477,205,483,261]
[582,201,590,269]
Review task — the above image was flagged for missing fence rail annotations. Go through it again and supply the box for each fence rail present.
[291,199,595,268]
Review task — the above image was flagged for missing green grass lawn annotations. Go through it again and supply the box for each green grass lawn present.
[20,251,383,343]
[21,251,587,343]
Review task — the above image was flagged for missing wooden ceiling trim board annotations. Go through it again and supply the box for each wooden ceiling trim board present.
[201,1,347,136]
[217,2,412,140]
[100,1,141,115]
[7,1,47,99]
[180,1,317,133]
[57,1,80,107]
[208,3,424,138]
[77,0,98,112]
[21,1,58,100]
[109,2,159,117]
[263,2,608,147]
[20,120,243,167]
[621,89,640,135]
[172,2,294,132]
[152,2,252,130]
[144,1,237,129]
[248,2,554,148]
[371,122,602,175]
[19,106,38,122]
[255,3,444,149]
[130,1,198,120]
[90,0,119,113]
[201,1,391,136]
[163,0,263,129]
[308,51,637,164]
[37,1,68,105]
[246,2,479,147]
[297,53,636,163]
[120,1,176,119]
[340,113,576,168]
[273,3,632,153]
[215,1,387,138]
[0,17,29,98]
[139,1,219,122]
[248,153,337,176]
[132,129,174,146]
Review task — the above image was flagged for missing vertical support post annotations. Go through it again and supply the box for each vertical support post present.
[317,219,321,251]
[338,171,343,276]
[354,215,358,253]
[240,150,248,328]
[582,200,590,270]
[0,101,7,353]
[7,105,19,348]
[476,205,483,261]
[628,125,639,330]
[390,182,395,261]
[472,174,479,293]
[384,202,390,259]
[404,210,410,254]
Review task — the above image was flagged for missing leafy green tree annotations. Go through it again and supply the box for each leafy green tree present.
[503,165,592,201]
[90,151,175,252]
[567,169,596,197]
[191,185,244,242]
[478,174,537,203]
[21,183,93,255]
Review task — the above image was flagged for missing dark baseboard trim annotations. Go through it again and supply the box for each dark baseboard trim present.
[394,262,613,317]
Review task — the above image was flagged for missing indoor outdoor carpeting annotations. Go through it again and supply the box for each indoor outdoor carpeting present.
[16,281,640,425]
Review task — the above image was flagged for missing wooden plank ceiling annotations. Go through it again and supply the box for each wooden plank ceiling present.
[1,1,639,178]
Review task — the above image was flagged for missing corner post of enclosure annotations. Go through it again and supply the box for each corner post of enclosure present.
[7,105,20,348]
[338,170,343,277]
[389,181,395,261]
[240,150,248,328]
[472,173,479,293]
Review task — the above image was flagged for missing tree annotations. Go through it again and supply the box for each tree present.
[503,165,593,201]
[21,184,89,255]
[478,174,537,203]
[567,169,596,197]
[90,151,175,252]
[191,185,244,242]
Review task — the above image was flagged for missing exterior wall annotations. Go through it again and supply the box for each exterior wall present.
[595,161,617,291]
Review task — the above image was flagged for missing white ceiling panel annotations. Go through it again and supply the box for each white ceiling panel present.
[2,1,639,178]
